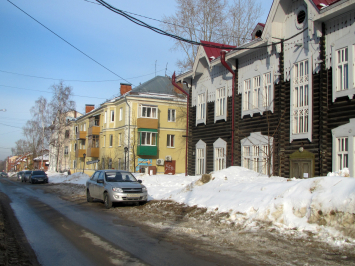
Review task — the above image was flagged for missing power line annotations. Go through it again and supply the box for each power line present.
[0,122,23,129]
[0,68,166,83]
[83,0,253,42]
[95,0,308,51]
[6,0,135,86]
[0,147,12,150]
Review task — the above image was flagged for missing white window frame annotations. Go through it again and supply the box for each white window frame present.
[167,134,175,148]
[213,138,226,171]
[83,123,86,131]
[64,146,69,155]
[196,92,206,125]
[215,87,227,122]
[195,140,206,175]
[263,72,272,108]
[119,107,123,121]
[243,79,251,111]
[140,132,157,146]
[139,105,158,119]
[168,109,176,122]
[241,132,273,175]
[336,47,349,92]
[332,118,355,177]
[110,110,115,122]
[290,58,312,142]
[253,76,261,109]
[104,111,107,124]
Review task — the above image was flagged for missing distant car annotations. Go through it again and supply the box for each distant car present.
[17,171,24,180]
[29,171,48,184]
[86,170,148,209]
[22,171,32,182]
[0,172,8,178]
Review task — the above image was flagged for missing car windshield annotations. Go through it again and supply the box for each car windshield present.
[25,171,32,174]
[105,172,137,182]
[33,171,45,175]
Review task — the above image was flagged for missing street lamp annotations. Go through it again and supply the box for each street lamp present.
[82,153,86,173]
[124,147,128,171]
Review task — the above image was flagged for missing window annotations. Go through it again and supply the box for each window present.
[168,109,176,122]
[110,110,115,122]
[241,132,273,175]
[65,130,70,139]
[253,76,260,109]
[140,132,157,146]
[214,138,226,171]
[75,126,78,133]
[119,107,123,121]
[93,135,99,148]
[215,87,226,117]
[118,133,122,146]
[244,79,251,111]
[83,124,86,131]
[197,93,206,120]
[103,136,106,147]
[109,134,113,147]
[74,143,77,151]
[139,105,158,118]
[80,140,85,149]
[336,47,348,92]
[263,72,272,107]
[167,134,175,148]
[73,160,76,169]
[336,137,348,170]
[64,146,69,155]
[196,140,206,175]
[104,111,107,123]
[94,117,99,126]
[291,59,311,142]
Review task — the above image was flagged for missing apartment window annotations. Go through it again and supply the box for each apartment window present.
[140,105,158,118]
[74,143,77,151]
[65,130,70,139]
[197,93,206,120]
[80,140,86,149]
[75,126,78,133]
[103,136,106,147]
[337,137,349,170]
[119,107,123,121]
[243,146,252,170]
[168,109,176,122]
[215,87,226,117]
[118,133,122,146]
[73,160,76,169]
[263,72,272,107]
[109,134,113,147]
[336,47,348,91]
[140,132,157,146]
[214,138,226,171]
[110,110,115,122]
[244,79,251,111]
[104,111,107,123]
[261,145,269,175]
[83,124,86,131]
[118,158,122,170]
[292,59,310,135]
[93,135,99,148]
[196,140,206,175]
[94,117,99,126]
[64,146,69,155]
[167,134,175,148]
[253,76,261,109]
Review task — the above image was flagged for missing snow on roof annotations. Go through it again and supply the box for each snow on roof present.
[200,40,236,62]
[33,154,49,161]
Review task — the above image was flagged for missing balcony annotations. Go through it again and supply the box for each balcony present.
[88,126,100,135]
[75,149,86,158]
[76,131,86,140]
[137,118,158,129]
[137,145,157,156]
[87,147,99,158]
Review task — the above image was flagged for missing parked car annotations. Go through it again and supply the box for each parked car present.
[86,170,148,209]
[0,172,8,178]
[29,170,48,184]
[17,171,24,181]
[22,171,32,182]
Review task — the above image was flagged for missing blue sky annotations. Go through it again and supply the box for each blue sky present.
[0,0,273,160]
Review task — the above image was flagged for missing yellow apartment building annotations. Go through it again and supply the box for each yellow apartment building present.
[69,76,187,176]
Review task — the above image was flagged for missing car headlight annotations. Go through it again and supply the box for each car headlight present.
[112,187,123,193]
[142,186,147,192]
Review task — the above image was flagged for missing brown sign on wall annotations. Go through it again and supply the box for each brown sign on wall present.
[164,160,176,175]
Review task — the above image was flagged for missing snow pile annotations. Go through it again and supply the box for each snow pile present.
[47,171,89,185]
[327,167,350,177]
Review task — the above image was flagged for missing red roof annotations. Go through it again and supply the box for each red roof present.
[312,0,341,9]
[200,40,236,62]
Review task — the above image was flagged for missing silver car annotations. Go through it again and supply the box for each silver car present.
[86,170,148,209]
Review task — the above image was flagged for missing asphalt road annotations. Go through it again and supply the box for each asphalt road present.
[0,177,251,266]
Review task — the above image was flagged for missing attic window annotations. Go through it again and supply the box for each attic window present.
[297,10,306,24]
[255,30,262,38]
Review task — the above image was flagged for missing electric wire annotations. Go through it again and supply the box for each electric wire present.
[6,0,135,86]
[95,0,308,51]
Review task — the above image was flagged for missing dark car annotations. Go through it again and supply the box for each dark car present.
[22,171,32,182]
[29,171,48,184]
[0,172,8,178]
[86,170,148,209]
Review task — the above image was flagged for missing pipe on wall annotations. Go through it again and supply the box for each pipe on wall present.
[171,72,189,176]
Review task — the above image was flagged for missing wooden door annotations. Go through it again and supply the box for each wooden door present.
[290,160,312,179]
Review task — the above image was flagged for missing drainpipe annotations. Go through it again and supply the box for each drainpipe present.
[124,96,131,172]
[220,51,235,166]
[172,72,189,176]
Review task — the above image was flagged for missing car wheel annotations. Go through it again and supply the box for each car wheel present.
[139,201,147,205]
[86,190,93,202]
[104,193,112,209]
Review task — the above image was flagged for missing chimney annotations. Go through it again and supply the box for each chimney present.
[120,83,132,95]
[85,104,95,114]
[74,110,77,118]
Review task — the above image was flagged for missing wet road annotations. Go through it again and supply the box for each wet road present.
[0,178,250,266]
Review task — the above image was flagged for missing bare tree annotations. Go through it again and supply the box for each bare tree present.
[162,0,262,70]
[23,120,42,158]
[49,81,76,172]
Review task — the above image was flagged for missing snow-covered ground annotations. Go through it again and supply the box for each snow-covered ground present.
[45,167,355,247]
